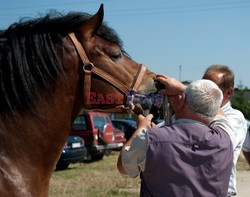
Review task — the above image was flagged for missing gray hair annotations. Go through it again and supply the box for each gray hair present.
[184,79,223,122]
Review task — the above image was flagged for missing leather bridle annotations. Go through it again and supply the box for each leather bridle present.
[68,32,147,113]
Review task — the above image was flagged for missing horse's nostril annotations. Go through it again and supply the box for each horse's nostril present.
[155,81,165,90]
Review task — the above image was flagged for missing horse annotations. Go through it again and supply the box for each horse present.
[0,4,158,197]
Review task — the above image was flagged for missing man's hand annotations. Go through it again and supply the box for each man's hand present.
[137,114,155,130]
[117,114,155,175]
[155,74,187,95]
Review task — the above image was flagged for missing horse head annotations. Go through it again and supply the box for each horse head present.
[66,4,159,115]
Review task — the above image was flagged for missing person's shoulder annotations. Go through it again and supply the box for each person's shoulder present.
[231,107,245,116]
[148,126,169,135]
[225,106,246,121]
[147,125,176,141]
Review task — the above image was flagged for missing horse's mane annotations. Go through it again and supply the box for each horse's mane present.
[0,11,123,114]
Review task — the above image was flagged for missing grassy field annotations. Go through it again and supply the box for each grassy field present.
[49,151,140,197]
[49,151,249,197]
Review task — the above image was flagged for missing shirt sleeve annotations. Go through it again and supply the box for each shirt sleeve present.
[243,128,250,152]
[210,115,236,149]
[121,129,148,178]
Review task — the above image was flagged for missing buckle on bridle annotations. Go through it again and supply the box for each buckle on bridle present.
[83,63,94,72]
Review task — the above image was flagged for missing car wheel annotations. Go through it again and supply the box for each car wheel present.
[105,149,112,156]
[91,153,104,160]
[56,163,69,170]
[98,123,114,144]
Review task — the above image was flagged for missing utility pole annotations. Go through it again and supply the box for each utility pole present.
[179,65,182,81]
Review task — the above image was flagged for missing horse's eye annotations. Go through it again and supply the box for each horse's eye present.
[110,52,122,61]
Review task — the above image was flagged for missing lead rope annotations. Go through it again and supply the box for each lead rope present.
[163,95,172,124]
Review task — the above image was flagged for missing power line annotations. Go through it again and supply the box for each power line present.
[106,5,250,17]
[107,0,250,14]
[0,0,113,11]
[0,0,250,24]
[0,0,249,14]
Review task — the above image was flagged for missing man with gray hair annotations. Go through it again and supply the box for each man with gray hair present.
[117,79,234,197]
[184,79,223,122]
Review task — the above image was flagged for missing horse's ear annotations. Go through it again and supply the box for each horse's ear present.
[80,4,104,40]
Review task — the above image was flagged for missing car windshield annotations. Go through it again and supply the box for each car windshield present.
[128,121,136,128]
[72,116,87,130]
[113,120,136,129]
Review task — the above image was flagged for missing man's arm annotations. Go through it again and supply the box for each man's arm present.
[155,74,187,95]
[117,114,153,175]
[243,128,250,166]
[209,113,236,149]
[243,151,250,166]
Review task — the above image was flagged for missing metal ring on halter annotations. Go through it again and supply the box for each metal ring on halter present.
[83,62,94,71]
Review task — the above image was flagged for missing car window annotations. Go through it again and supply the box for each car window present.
[113,122,127,130]
[72,116,87,130]
[93,115,106,129]
[128,121,136,128]
[124,120,136,129]
[104,116,111,124]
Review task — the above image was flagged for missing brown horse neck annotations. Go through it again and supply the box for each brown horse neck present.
[0,75,82,197]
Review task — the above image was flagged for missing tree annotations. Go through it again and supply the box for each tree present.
[231,87,250,120]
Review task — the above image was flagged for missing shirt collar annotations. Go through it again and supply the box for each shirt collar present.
[175,118,206,126]
[221,101,231,112]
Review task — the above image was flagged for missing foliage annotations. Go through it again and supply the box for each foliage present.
[231,87,250,120]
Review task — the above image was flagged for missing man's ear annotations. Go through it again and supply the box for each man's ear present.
[224,87,234,99]
[169,94,185,111]
[179,94,186,109]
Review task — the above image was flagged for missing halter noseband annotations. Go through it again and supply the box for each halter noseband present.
[68,32,147,113]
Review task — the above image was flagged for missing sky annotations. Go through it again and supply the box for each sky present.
[1,0,250,88]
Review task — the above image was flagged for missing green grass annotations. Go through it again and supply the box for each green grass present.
[49,151,140,197]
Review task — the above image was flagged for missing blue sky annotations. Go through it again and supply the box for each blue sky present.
[1,0,250,88]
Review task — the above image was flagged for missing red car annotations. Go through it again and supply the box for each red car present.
[70,112,124,160]
[113,128,127,150]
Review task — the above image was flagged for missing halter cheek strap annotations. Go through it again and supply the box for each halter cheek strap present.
[68,32,147,113]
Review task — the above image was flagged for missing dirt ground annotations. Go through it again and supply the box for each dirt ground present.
[235,153,250,197]
[237,171,250,197]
